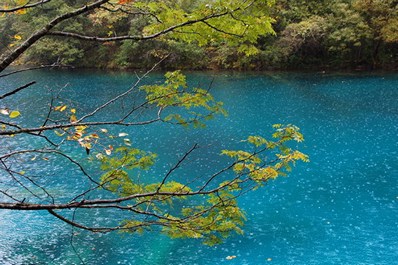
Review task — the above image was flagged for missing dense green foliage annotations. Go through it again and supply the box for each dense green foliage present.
[1,0,397,70]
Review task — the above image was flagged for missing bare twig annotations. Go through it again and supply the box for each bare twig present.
[0,81,36,100]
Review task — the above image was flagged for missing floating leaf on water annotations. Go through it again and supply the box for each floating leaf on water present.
[96,153,104,160]
[118,132,128,137]
[9,110,20,118]
[226,255,236,260]
[124,138,132,146]
[0,109,10,115]
[54,105,67,112]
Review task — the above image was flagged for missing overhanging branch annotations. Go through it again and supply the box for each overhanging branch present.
[0,0,52,13]
[0,81,36,100]
[47,10,234,42]
[0,0,110,72]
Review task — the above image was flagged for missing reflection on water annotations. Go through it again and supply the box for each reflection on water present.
[0,70,397,264]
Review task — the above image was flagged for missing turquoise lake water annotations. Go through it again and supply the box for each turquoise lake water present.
[0,70,397,264]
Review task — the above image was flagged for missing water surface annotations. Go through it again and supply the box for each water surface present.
[0,70,397,264]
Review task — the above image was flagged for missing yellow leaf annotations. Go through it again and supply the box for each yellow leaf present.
[264,167,278,179]
[14,34,22,40]
[54,130,65,137]
[9,110,20,118]
[60,105,67,112]
[15,8,27,15]
[70,108,76,114]
[73,132,83,139]
[75,126,86,131]
[70,115,77,123]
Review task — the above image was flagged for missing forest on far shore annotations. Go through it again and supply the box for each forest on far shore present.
[1,0,397,70]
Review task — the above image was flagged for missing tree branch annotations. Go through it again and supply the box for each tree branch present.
[0,0,52,13]
[0,81,36,100]
[46,10,234,42]
[156,143,199,192]
[0,0,110,72]
[48,209,121,233]
[0,64,73,78]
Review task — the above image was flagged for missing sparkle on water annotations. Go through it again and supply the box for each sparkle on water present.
[0,69,397,265]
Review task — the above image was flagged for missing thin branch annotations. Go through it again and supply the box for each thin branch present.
[0,0,110,72]
[0,0,51,13]
[0,187,23,203]
[6,168,55,203]
[0,64,73,78]
[47,10,234,42]
[76,56,167,123]
[0,118,160,136]
[0,159,42,200]
[201,21,243,37]
[48,209,120,233]
[0,149,99,185]
[69,209,86,265]
[0,81,36,100]
[156,143,198,192]
[48,209,159,233]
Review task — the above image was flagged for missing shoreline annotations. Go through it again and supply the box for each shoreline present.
[6,63,398,75]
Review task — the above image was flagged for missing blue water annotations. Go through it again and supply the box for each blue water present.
[0,70,397,264]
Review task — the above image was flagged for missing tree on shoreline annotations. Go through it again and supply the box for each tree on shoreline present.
[0,0,308,246]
